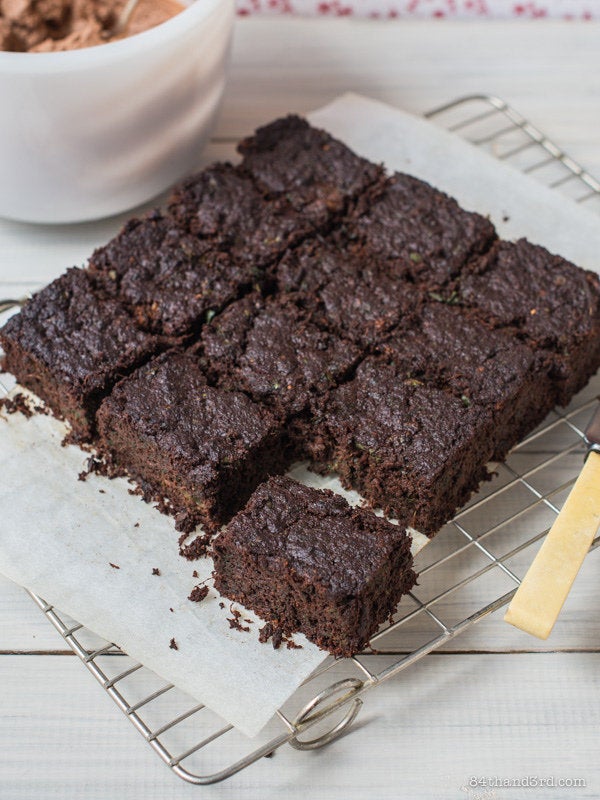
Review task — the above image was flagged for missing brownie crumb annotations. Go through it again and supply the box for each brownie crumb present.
[174,509,198,533]
[169,607,174,613]
[188,585,209,603]
[78,454,114,482]
[61,431,76,448]
[169,638,178,650]
[258,622,274,644]
[227,616,251,633]
[192,570,199,578]
[219,602,225,609]
[0,393,34,418]
[178,531,212,561]
[259,621,300,649]
[271,627,284,650]
[0,393,48,418]
[153,495,173,515]
[258,621,286,649]
[152,567,160,576]
[264,751,275,759]
[227,605,250,633]
[109,562,120,570]
[134,522,140,528]
[98,489,105,494]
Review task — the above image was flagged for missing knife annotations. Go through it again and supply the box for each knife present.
[504,404,600,639]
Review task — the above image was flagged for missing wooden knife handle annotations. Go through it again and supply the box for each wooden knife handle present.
[504,450,600,639]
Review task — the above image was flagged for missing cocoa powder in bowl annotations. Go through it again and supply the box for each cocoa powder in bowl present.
[0,0,184,52]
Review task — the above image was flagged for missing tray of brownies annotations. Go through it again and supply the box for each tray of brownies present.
[1,94,600,782]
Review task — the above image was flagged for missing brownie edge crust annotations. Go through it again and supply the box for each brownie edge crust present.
[0,268,162,440]
[97,352,288,535]
[213,476,417,657]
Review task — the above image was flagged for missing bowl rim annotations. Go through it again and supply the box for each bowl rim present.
[0,0,230,73]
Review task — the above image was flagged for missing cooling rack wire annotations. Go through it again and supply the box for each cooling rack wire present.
[1,94,599,785]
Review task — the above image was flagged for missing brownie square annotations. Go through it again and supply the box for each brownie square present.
[237,115,384,224]
[305,356,496,535]
[0,268,162,440]
[96,351,288,534]
[458,239,600,403]
[198,293,362,417]
[167,163,317,269]
[349,172,496,289]
[380,302,556,458]
[88,210,257,338]
[212,475,417,657]
[275,234,422,348]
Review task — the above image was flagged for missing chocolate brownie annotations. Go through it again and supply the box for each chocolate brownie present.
[349,172,496,289]
[167,163,317,269]
[96,351,288,534]
[198,293,362,417]
[304,356,496,535]
[0,268,162,440]
[275,234,422,347]
[458,239,600,404]
[212,476,417,657]
[380,302,556,458]
[2,109,598,589]
[88,210,259,338]
[237,115,384,224]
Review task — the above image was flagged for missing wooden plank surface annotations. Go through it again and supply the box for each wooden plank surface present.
[219,19,600,174]
[1,16,600,797]
[0,654,598,800]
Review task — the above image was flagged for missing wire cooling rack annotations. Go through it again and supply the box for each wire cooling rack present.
[2,94,600,785]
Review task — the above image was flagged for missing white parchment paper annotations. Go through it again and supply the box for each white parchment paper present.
[1,93,598,738]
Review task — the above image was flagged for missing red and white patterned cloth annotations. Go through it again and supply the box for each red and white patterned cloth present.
[236,0,598,18]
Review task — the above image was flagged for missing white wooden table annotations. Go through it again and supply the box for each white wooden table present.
[2,18,600,800]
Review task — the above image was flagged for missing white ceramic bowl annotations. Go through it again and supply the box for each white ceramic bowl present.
[0,0,234,223]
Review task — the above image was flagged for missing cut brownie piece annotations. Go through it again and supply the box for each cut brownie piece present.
[88,210,259,338]
[349,172,496,289]
[305,357,496,535]
[96,351,288,534]
[167,163,317,269]
[212,475,417,657]
[198,293,362,417]
[380,302,556,458]
[458,239,600,404]
[0,268,162,440]
[275,234,422,348]
[237,115,384,223]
